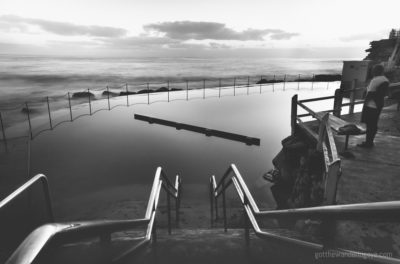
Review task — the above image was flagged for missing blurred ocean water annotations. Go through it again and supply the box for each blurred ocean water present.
[0,55,343,107]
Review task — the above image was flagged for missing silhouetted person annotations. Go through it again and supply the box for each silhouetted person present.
[358,64,389,148]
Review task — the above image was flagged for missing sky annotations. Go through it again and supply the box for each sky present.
[0,0,399,58]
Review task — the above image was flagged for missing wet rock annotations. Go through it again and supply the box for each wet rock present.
[156,87,169,92]
[72,91,94,98]
[102,91,119,97]
[119,91,136,96]
[137,89,155,94]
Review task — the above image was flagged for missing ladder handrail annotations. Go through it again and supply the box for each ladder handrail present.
[5,167,182,264]
[0,174,54,222]
[210,164,400,264]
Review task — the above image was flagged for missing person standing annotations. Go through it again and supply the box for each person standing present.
[357,64,389,148]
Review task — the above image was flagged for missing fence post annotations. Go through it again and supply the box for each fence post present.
[186,80,189,101]
[259,75,262,94]
[233,77,236,96]
[25,102,33,139]
[247,76,250,95]
[106,86,110,110]
[67,92,73,121]
[0,112,6,143]
[333,89,343,117]
[291,95,298,135]
[298,74,301,90]
[46,97,53,130]
[87,89,92,115]
[311,74,315,90]
[167,81,170,102]
[203,79,206,99]
[219,78,221,98]
[283,74,286,91]
[125,83,129,106]
[147,83,150,105]
[349,79,357,114]
[273,75,275,92]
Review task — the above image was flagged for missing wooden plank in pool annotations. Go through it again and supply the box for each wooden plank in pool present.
[134,114,260,146]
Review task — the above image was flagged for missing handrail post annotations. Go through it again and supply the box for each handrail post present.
[147,83,150,105]
[291,95,298,135]
[167,190,171,234]
[25,102,33,140]
[125,83,129,107]
[46,97,52,130]
[67,92,73,121]
[349,79,357,114]
[243,196,250,246]
[210,179,214,227]
[317,114,329,151]
[40,176,54,222]
[88,89,92,115]
[222,178,227,232]
[283,74,286,91]
[333,88,343,117]
[186,80,189,101]
[107,86,110,110]
[233,77,236,96]
[167,81,170,102]
[0,112,7,143]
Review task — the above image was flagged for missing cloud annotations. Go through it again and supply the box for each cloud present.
[143,21,298,41]
[0,15,127,37]
[339,32,387,42]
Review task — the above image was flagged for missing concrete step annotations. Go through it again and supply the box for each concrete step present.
[33,228,370,264]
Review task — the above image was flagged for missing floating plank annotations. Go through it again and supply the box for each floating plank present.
[134,114,260,146]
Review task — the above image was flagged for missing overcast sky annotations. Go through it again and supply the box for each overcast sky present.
[0,0,398,58]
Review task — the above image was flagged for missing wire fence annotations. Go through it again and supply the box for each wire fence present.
[0,74,341,144]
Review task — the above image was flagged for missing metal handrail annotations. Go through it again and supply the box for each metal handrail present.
[210,164,400,264]
[5,167,181,264]
[0,174,54,222]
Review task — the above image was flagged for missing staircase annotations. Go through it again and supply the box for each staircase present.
[1,165,400,264]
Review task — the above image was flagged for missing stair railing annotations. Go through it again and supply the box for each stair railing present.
[210,164,400,264]
[4,167,181,264]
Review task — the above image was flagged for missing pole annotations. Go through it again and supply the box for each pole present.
[222,179,227,232]
[203,79,206,99]
[126,83,129,106]
[291,95,298,135]
[233,77,236,96]
[298,74,300,90]
[46,97,52,130]
[273,75,275,92]
[219,78,221,98]
[247,76,250,95]
[107,86,110,110]
[25,102,33,139]
[167,191,171,235]
[167,81,170,102]
[0,112,7,143]
[311,74,315,90]
[88,89,92,115]
[283,74,286,91]
[67,92,73,121]
[186,80,189,101]
[147,83,150,105]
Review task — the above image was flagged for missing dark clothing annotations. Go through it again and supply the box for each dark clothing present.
[360,80,389,144]
[361,106,380,144]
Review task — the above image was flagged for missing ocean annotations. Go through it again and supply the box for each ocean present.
[0,55,344,107]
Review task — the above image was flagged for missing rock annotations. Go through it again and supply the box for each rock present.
[21,107,39,114]
[72,92,94,98]
[256,78,283,84]
[156,87,169,92]
[169,88,183,91]
[102,91,119,97]
[137,89,155,94]
[119,91,136,96]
